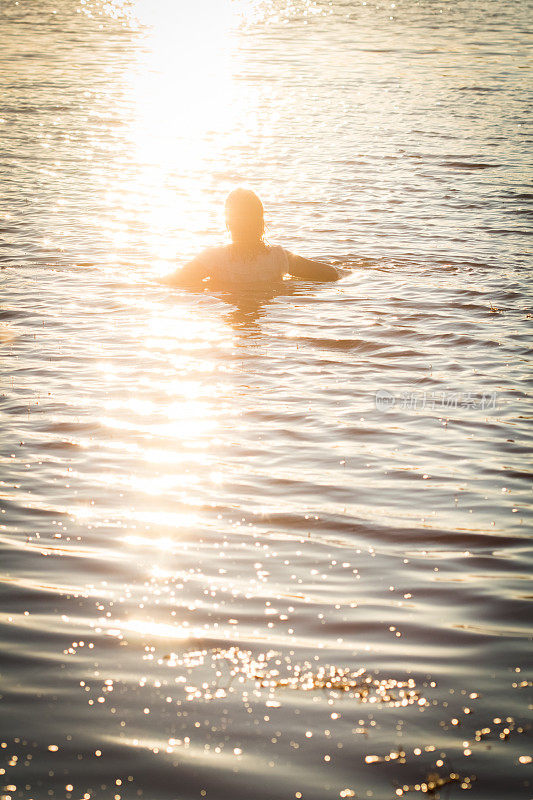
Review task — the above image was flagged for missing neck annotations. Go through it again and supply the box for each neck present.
[230,240,266,257]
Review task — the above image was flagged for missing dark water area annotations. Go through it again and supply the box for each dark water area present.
[1,1,532,798]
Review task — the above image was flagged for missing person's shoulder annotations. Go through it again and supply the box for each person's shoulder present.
[195,245,230,265]
[268,244,291,265]
[263,245,289,277]
[267,244,291,259]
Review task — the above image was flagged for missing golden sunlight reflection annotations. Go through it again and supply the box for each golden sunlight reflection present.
[99,0,270,263]
[97,403,218,441]
[122,533,188,550]
[143,305,233,349]
[125,510,199,529]
[100,617,196,641]
[95,301,233,470]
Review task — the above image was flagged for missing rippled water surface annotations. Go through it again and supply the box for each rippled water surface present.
[1,1,532,798]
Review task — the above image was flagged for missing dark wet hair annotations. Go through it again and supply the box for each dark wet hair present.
[225,188,265,246]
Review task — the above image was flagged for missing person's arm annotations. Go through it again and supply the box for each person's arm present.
[158,256,210,287]
[286,252,339,282]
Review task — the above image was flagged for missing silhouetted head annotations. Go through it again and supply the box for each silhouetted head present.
[225,188,265,248]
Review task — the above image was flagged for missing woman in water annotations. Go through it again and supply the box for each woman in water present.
[160,188,339,289]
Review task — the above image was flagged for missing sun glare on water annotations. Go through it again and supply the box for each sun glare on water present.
[83,0,323,268]
[91,0,272,265]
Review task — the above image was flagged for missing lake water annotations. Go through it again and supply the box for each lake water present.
[1,1,532,798]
